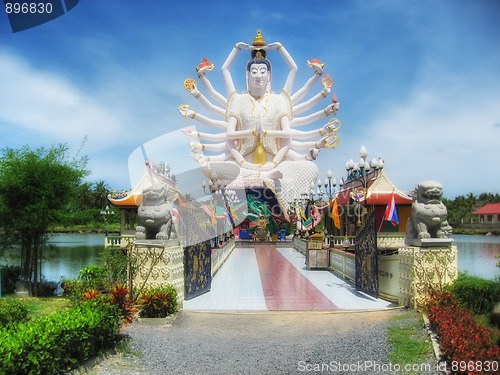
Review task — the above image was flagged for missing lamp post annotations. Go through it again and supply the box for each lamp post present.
[322,169,338,236]
[344,146,385,230]
[100,206,114,236]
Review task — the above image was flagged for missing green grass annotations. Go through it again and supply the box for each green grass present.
[387,313,433,368]
[1,295,72,318]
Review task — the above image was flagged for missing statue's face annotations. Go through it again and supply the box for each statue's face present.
[248,63,270,91]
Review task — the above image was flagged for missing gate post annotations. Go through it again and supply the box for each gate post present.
[128,239,185,305]
[399,241,458,310]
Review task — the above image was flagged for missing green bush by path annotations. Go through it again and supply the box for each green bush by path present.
[139,285,178,318]
[0,301,120,375]
[447,273,500,315]
[0,299,29,327]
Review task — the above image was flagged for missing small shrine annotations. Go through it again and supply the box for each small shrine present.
[335,161,413,236]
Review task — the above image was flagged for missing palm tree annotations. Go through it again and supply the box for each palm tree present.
[93,181,110,209]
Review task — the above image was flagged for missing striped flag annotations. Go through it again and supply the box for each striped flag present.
[384,191,399,227]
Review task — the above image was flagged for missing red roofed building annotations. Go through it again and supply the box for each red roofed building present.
[472,203,500,227]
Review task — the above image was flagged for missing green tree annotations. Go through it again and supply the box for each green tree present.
[0,144,88,295]
[93,180,110,209]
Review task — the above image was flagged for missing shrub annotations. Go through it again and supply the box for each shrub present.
[78,265,109,291]
[0,265,22,295]
[0,301,120,375]
[427,291,500,375]
[0,299,29,327]
[110,284,136,326]
[60,277,89,304]
[101,245,128,285]
[139,285,177,318]
[447,273,500,315]
[62,265,110,303]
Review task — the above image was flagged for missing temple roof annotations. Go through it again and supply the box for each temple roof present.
[336,168,412,206]
[108,163,178,208]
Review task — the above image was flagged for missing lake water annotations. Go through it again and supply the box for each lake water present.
[1,233,104,283]
[1,233,499,285]
[452,234,500,281]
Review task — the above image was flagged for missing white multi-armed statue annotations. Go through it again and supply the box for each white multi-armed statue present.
[178,30,341,214]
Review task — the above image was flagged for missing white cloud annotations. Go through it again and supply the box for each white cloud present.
[0,51,125,152]
[363,84,500,197]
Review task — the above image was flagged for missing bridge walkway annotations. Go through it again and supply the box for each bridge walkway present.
[182,244,394,312]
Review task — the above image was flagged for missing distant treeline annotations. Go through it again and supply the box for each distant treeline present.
[53,180,120,229]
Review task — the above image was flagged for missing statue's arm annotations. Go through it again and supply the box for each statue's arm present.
[199,74,227,107]
[290,62,323,104]
[289,119,341,140]
[191,151,232,165]
[226,116,255,139]
[289,136,335,151]
[189,140,227,152]
[221,42,250,95]
[267,43,297,94]
[178,106,227,129]
[285,149,318,161]
[289,103,338,127]
[181,128,227,141]
[293,84,331,115]
[189,86,225,118]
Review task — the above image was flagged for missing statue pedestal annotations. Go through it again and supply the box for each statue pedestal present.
[404,237,454,247]
[129,240,184,304]
[399,244,458,310]
[133,239,180,248]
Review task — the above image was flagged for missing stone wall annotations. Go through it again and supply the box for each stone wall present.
[329,248,355,281]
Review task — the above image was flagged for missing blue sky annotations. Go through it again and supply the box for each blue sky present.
[1,0,499,199]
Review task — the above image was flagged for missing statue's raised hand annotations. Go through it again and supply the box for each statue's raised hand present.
[307,148,320,161]
[191,152,208,166]
[178,105,194,118]
[264,42,282,50]
[189,140,203,151]
[308,59,324,75]
[197,65,213,77]
[190,86,201,98]
[181,128,197,138]
[235,42,252,50]
[324,103,335,115]
[321,118,341,135]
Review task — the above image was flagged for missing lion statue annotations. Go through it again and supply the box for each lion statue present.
[406,180,452,240]
[135,182,176,240]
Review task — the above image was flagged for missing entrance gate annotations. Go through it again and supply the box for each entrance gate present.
[355,210,379,298]
[181,206,212,300]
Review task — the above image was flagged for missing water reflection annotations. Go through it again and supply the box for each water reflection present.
[0,233,103,283]
[452,234,500,280]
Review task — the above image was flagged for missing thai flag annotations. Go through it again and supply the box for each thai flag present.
[384,191,399,226]
[172,203,181,223]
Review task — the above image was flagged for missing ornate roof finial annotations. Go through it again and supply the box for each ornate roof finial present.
[252,30,266,46]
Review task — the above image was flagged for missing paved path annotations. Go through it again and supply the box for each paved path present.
[84,310,439,375]
[183,245,394,312]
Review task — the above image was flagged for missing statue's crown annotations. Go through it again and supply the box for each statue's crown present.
[252,30,266,46]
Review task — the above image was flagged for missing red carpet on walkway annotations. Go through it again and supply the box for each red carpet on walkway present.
[254,245,339,311]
